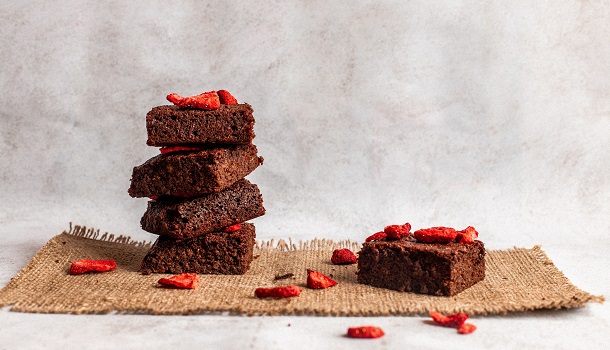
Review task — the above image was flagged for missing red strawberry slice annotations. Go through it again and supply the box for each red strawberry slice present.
[158,273,200,289]
[456,226,479,243]
[414,227,458,243]
[306,269,338,289]
[331,248,357,265]
[224,223,242,233]
[166,91,220,110]
[384,222,412,240]
[159,146,204,155]
[365,231,387,242]
[218,89,238,104]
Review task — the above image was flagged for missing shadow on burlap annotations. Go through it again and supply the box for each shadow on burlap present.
[0,224,603,315]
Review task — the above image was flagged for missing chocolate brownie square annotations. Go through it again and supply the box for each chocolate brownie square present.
[146,103,255,146]
[141,179,265,239]
[128,144,263,198]
[357,238,485,296]
[141,223,256,275]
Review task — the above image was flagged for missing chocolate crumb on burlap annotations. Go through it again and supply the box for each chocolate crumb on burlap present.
[0,224,603,315]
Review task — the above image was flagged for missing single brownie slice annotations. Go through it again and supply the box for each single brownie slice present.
[357,238,485,296]
[146,103,255,146]
[141,179,265,239]
[128,144,263,198]
[141,223,256,275]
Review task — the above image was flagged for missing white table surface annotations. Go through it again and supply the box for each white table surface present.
[1,221,607,350]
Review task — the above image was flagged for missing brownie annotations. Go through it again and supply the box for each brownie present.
[146,104,255,146]
[357,238,485,296]
[140,179,265,239]
[128,144,263,198]
[141,223,256,275]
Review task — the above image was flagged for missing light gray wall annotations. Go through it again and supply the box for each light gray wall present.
[1,1,608,246]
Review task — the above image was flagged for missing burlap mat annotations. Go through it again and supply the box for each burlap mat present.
[0,224,603,315]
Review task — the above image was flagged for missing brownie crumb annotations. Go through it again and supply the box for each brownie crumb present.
[274,273,295,281]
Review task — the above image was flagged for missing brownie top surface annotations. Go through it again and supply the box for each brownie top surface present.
[363,238,484,257]
[142,144,257,165]
[148,103,253,117]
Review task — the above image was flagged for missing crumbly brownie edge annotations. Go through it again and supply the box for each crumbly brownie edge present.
[447,241,486,295]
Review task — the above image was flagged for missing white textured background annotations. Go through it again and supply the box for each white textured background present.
[0,1,608,349]
[1,1,608,247]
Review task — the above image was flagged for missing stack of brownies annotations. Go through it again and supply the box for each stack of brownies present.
[128,90,265,275]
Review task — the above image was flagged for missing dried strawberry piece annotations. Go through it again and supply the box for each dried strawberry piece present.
[274,273,294,281]
[365,231,387,242]
[224,223,242,233]
[414,227,458,243]
[458,323,477,334]
[160,146,204,155]
[306,269,338,289]
[158,273,199,289]
[384,222,412,240]
[446,313,469,327]
[69,259,116,275]
[167,91,220,110]
[331,248,357,265]
[166,93,182,105]
[430,311,452,325]
[255,286,302,298]
[430,311,476,334]
[346,326,385,339]
[149,195,159,201]
[217,89,238,104]
[430,311,469,328]
[456,226,479,244]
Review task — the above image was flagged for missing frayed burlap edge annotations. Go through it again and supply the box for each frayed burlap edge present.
[0,223,604,316]
[67,222,153,248]
[66,222,361,252]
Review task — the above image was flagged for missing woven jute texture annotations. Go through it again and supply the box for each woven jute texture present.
[0,224,603,315]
